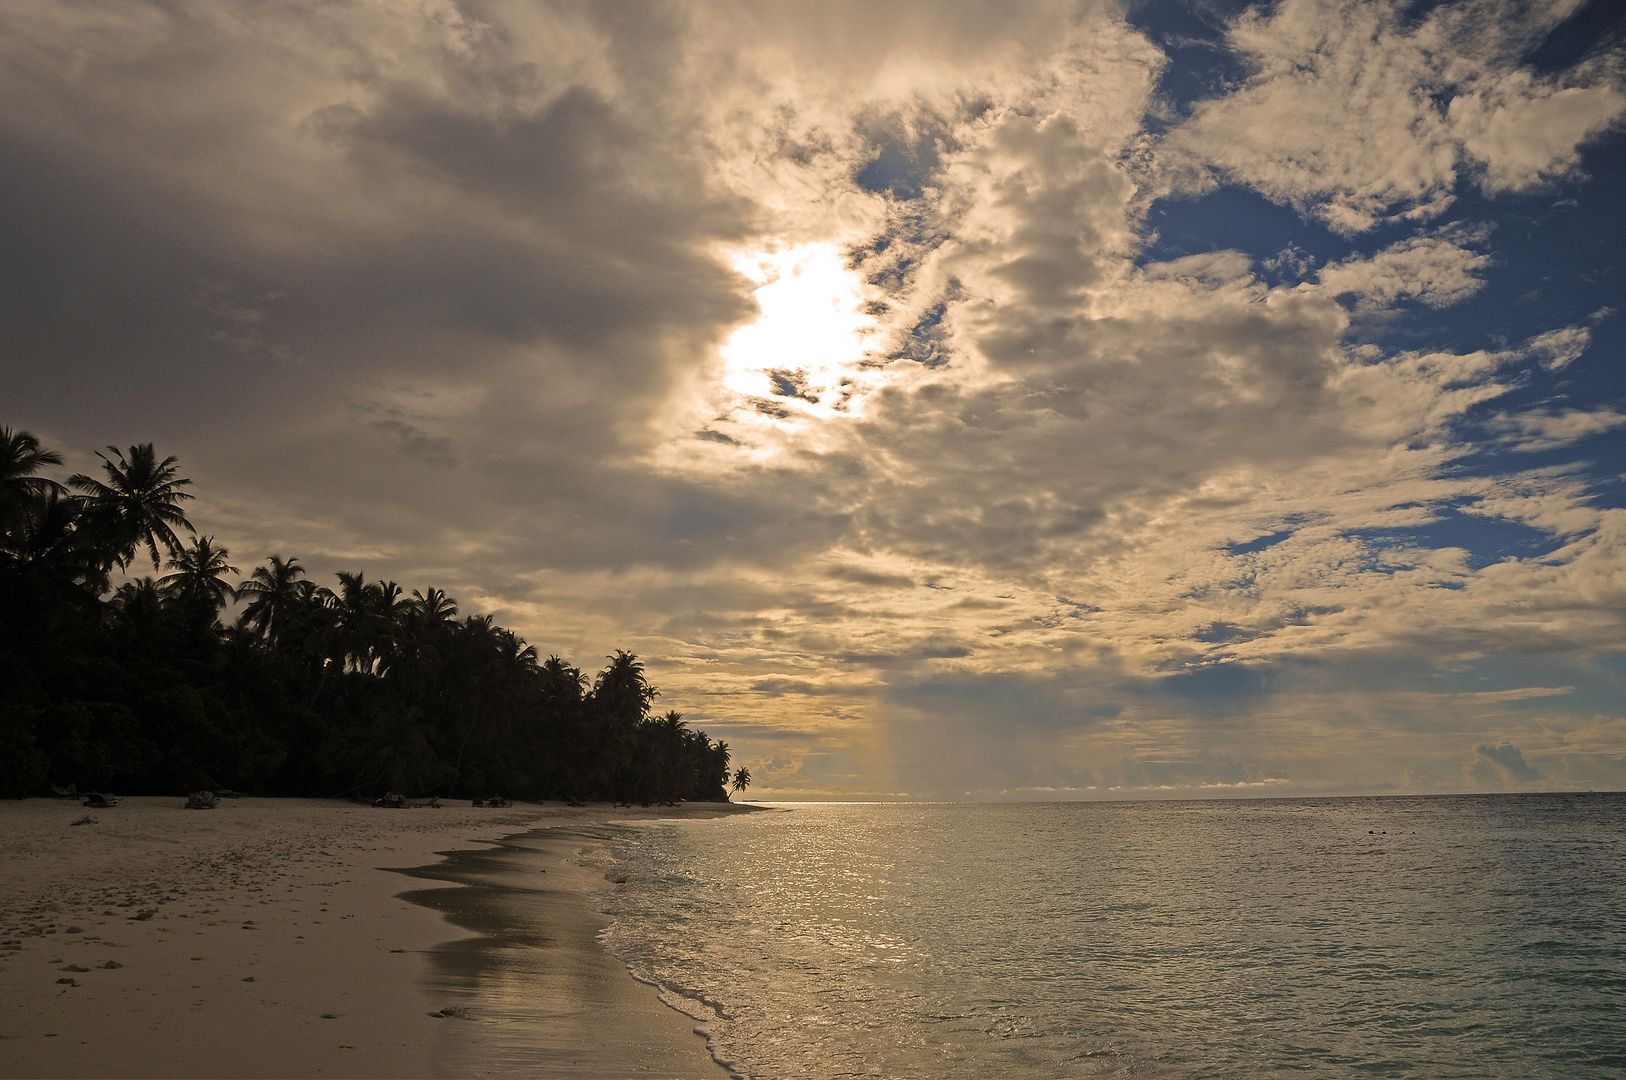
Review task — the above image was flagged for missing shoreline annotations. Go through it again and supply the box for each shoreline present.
[396,821,746,1078]
[0,795,756,1078]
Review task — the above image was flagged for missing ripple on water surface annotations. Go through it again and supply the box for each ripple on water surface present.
[598,795,1626,1080]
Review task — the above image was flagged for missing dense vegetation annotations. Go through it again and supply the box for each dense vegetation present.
[0,427,746,803]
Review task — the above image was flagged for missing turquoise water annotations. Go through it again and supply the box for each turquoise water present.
[599,796,1626,1079]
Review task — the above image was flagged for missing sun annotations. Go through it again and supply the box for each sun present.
[719,242,881,415]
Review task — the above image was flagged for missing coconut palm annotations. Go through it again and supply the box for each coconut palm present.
[446,622,539,788]
[633,710,694,804]
[593,650,657,725]
[0,487,106,600]
[236,555,306,643]
[731,766,751,797]
[540,655,587,704]
[383,587,456,691]
[410,587,458,628]
[374,580,411,622]
[311,572,383,673]
[210,624,283,721]
[69,443,194,570]
[160,536,239,613]
[106,577,169,658]
[0,427,66,532]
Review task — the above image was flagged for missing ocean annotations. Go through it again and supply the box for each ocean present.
[597,796,1626,1079]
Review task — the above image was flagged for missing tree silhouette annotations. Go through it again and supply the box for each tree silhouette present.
[0,488,107,612]
[160,536,239,614]
[236,555,306,643]
[0,427,66,532]
[410,587,458,627]
[732,766,752,797]
[312,571,396,674]
[4,427,738,803]
[69,443,194,569]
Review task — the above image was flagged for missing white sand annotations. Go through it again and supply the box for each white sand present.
[0,796,743,1078]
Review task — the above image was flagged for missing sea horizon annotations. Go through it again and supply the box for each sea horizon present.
[738,788,1626,804]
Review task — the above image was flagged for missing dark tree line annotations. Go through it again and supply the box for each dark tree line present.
[0,427,747,803]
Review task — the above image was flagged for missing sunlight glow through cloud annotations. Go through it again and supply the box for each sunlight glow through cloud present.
[5,0,1624,801]
[718,243,881,416]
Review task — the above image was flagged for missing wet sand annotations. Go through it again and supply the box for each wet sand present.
[399,826,736,1078]
[0,796,751,1078]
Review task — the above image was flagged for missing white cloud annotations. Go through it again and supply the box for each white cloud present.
[1316,233,1492,310]
[1162,0,1626,233]
[1489,407,1626,452]
[1524,323,1595,371]
[1452,76,1626,193]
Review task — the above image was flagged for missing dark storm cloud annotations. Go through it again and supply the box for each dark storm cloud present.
[0,0,772,582]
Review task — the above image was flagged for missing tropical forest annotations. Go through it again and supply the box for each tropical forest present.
[0,426,746,803]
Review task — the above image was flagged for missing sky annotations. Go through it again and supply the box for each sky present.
[4,0,1625,800]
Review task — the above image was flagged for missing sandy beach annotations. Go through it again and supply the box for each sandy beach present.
[0,795,751,1078]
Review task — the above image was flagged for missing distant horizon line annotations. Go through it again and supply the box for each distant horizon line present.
[742,789,1625,805]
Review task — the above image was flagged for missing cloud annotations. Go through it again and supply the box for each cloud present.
[1459,686,1573,702]
[1524,321,1600,371]
[3,0,1624,799]
[1466,740,1543,787]
[1316,233,1493,311]
[1451,75,1626,193]
[1162,0,1626,233]
[1488,407,1626,452]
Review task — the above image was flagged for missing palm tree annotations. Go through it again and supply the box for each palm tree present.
[236,555,306,643]
[0,488,107,605]
[594,651,657,724]
[585,651,656,800]
[312,572,383,673]
[410,587,458,628]
[160,536,239,613]
[633,710,693,804]
[731,766,752,798]
[540,655,587,704]
[0,427,66,532]
[106,576,169,657]
[384,587,457,693]
[210,624,283,722]
[69,443,194,570]
[375,580,411,623]
[446,621,540,791]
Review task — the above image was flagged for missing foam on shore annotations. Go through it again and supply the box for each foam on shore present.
[396,822,742,1078]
